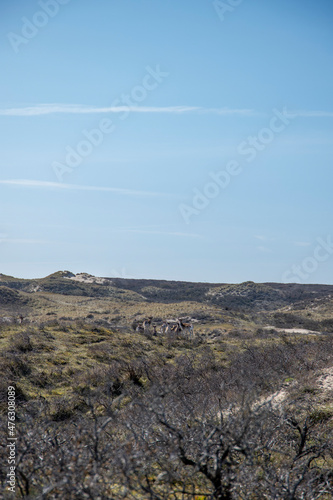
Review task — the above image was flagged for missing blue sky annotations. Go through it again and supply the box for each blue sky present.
[0,0,332,284]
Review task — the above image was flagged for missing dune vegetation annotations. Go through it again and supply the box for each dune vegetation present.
[0,272,332,499]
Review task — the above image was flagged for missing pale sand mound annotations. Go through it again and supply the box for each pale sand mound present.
[317,366,333,393]
[66,273,109,285]
[257,389,288,409]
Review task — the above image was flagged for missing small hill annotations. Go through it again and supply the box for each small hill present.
[0,271,142,301]
[0,285,28,307]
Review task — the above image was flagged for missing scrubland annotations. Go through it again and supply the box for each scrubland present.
[0,273,332,499]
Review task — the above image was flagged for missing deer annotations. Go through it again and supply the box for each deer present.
[142,317,152,335]
[135,324,144,334]
[160,322,168,335]
[162,320,179,337]
[159,318,193,339]
[177,318,194,339]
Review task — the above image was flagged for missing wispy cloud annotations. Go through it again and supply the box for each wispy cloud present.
[0,238,49,244]
[288,110,333,118]
[0,103,256,117]
[294,241,311,247]
[254,235,268,241]
[0,179,172,198]
[117,228,202,238]
[254,235,277,242]
[257,246,272,253]
[1,104,333,118]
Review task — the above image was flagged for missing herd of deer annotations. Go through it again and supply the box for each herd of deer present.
[135,317,194,339]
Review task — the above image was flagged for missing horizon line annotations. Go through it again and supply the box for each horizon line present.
[1,268,333,286]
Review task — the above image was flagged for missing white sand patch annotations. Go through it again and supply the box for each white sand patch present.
[263,326,320,335]
[27,284,42,293]
[256,388,288,409]
[280,328,319,334]
[66,273,110,285]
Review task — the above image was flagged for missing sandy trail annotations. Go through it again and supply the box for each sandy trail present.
[255,365,333,410]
